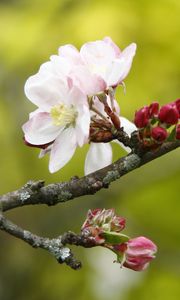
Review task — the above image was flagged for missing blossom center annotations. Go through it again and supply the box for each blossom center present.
[50,104,78,127]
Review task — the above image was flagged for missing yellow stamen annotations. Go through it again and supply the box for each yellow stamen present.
[51,104,77,127]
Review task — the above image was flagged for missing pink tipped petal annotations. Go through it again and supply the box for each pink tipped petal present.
[103,36,121,57]
[84,143,112,175]
[29,108,44,119]
[22,112,62,145]
[69,65,106,95]
[49,127,77,173]
[25,73,69,110]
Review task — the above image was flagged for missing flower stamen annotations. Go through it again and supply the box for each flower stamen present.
[51,104,78,127]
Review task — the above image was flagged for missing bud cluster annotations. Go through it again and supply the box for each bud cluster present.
[134,99,180,146]
[81,208,157,271]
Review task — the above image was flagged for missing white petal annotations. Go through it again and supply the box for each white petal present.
[49,127,77,173]
[113,140,131,153]
[76,105,90,146]
[58,44,82,65]
[80,40,116,81]
[120,117,137,137]
[113,117,137,153]
[39,144,52,158]
[84,143,112,175]
[25,73,69,110]
[22,112,62,145]
[106,43,137,86]
[50,55,71,77]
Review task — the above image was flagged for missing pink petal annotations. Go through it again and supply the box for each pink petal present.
[69,65,106,95]
[103,36,121,57]
[84,143,112,175]
[49,127,77,173]
[22,112,62,145]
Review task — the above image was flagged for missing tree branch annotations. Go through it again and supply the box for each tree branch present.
[0,213,83,270]
[0,141,179,212]
[0,140,179,270]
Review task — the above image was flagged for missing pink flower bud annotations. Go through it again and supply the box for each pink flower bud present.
[176,124,180,140]
[134,107,149,128]
[120,236,157,271]
[158,104,179,125]
[148,102,159,117]
[151,126,168,142]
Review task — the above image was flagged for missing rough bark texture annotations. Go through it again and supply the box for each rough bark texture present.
[0,140,179,269]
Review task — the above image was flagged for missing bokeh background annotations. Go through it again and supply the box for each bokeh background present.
[0,0,180,299]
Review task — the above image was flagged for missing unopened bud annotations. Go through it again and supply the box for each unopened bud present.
[134,107,149,128]
[175,99,180,114]
[176,124,180,140]
[151,126,168,142]
[148,102,159,117]
[158,104,179,125]
[114,236,157,271]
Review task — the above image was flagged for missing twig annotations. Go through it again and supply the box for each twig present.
[0,140,179,212]
[0,213,82,270]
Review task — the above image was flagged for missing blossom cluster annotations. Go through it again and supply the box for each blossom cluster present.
[22,37,137,174]
[81,208,157,271]
[134,99,180,146]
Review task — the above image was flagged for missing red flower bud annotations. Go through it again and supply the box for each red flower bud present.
[151,126,168,142]
[175,99,180,115]
[121,236,157,271]
[134,107,149,128]
[158,104,179,125]
[148,102,159,117]
[176,124,180,140]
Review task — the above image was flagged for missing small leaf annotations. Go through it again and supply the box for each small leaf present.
[102,232,129,244]
[167,127,176,141]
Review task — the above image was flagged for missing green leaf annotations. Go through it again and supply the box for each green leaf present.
[102,232,130,244]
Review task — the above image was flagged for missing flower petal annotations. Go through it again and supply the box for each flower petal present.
[25,73,69,110]
[49,127,77,173]
[85,143,112,175]
[80,40,116,79]
[114,117,137,153]
[22,112,62,145]
[120,117,137,137]
[69,65,106,95]
[106,43,137,86]
[76,105,90,146]
[103,36,121,57]
[58,44,82,65]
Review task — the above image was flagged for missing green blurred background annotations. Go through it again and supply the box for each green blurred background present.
[0,0,180,299]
